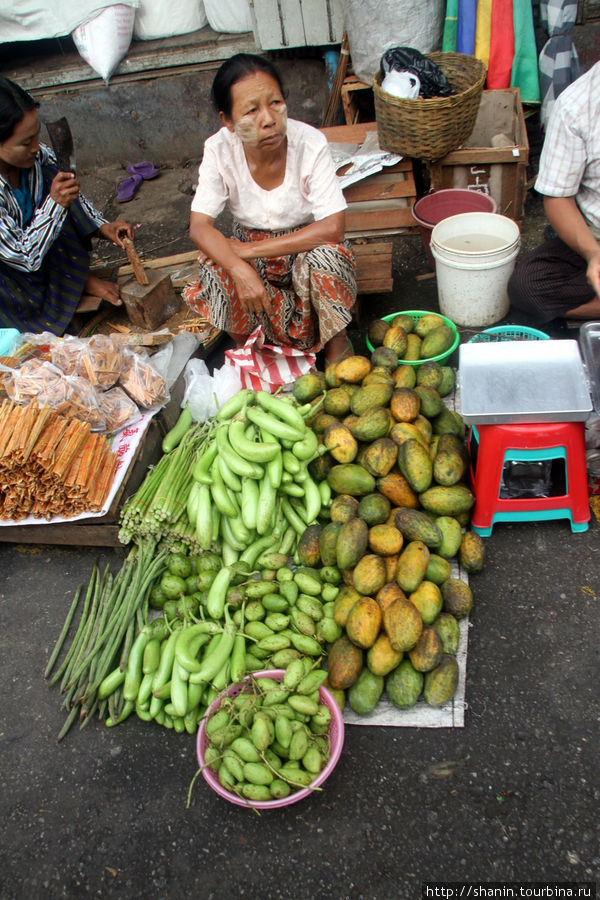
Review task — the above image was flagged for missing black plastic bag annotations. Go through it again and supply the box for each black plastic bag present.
[380,47,456,99]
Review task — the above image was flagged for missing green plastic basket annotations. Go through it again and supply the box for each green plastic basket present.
[365,310,459,367]
[467,325,550,343]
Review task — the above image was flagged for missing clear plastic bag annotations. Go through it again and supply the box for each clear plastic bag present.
[76,334,124,391]
[6,360,106,430]
[182,359,242,422]
[5,359,65,404]
[50,374,106,431]
[118,349,170,410]
[150,331,200,389]
[98,386,141,434]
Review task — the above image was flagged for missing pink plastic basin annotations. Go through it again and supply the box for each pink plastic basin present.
[413,189,498,268]
[196,669,345,810]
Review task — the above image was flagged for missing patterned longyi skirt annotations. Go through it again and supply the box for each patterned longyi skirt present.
[182,222,357,353]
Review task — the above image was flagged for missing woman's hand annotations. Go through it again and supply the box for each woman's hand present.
[232,260,272,316]
[50,172,80,208]
[99,220,135,246]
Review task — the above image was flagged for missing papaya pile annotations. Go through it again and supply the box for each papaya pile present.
[291,344,486,716]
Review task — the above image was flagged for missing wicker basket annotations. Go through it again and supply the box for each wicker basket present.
[373,52,487,161]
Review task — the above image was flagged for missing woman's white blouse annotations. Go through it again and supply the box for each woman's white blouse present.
[191,118,346,231]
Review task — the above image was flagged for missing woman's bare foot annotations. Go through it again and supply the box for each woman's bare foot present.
[83,274,122,306]
[324,329,353,366]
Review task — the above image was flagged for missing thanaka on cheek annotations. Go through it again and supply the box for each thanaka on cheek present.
[234,117,260,145]
[233,106,288,146]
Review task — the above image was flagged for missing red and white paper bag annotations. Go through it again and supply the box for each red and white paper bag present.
[224,327,316,393]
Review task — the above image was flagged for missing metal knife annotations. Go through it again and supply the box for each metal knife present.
[45,116,77,174]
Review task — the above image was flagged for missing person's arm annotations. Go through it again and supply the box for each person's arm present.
[189,212,272,316]
[0,187,69,273]
[230,211,345,260]
[544,195,600,296]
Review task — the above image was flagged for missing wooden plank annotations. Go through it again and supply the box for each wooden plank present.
[357,277,394,293]
[321,123,380,144]
[351,239,393,293]
[352,240,392,258]
[0,523,122,547]
[347,226,417,238]
[340,76,372,125]
[117,250,198,278]
[438,146,528,164]
[344,172,416,203]
[8,31,257,93]
[346,205,416,232]
[250,0,305,49]
[302,0,343,45]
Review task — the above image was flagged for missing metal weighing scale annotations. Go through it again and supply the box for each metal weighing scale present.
[458,339,592,425]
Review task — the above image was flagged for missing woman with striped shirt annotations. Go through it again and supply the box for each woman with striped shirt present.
[0,77,133,335]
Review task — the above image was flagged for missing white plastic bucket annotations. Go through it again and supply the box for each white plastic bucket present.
[430,212,521,327]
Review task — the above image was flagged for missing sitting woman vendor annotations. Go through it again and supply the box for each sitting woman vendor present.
[0,76,134,335]
[183,53,357,365]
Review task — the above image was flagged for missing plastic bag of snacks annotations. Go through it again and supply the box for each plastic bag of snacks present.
[97,386,141,434]
[76,334,125,391]
[5,359,65,404]
[118,348,169,409]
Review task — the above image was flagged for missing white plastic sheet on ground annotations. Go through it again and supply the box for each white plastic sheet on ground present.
[0,0,138,42]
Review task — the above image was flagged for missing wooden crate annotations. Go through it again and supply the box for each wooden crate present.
[427,88,530,225]
[321,123,418,238]
[340,75,374,125]
[352,241,393,294]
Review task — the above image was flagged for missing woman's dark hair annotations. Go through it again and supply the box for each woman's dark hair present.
[0,76,39,142]
[211,53,285,118]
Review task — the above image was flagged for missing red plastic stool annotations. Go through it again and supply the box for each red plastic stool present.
[469,421,590,535]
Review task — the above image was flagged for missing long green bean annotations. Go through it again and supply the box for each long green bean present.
[51,565,97,688]
[44,584,82,680]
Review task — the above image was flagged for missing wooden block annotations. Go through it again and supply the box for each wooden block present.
[120,271,181,330]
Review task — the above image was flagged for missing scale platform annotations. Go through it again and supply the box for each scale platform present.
[458,339,592,425]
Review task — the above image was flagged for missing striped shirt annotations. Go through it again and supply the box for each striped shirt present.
[535,61,600,233]
[0,143,106,273]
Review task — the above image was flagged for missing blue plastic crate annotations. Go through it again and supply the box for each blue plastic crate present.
[467,325,550,343]
[0,329,19,355]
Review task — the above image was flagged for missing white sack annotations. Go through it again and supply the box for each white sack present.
[345,0,444,87]
[0,0,138,43]
[204,0,252,33]
[72,4,135,83]
[134,0,207,40]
